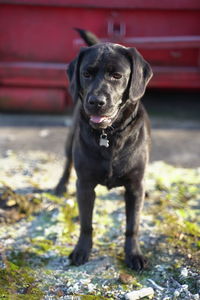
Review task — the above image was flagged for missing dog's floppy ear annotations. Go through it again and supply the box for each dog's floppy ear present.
[127,48,153,101]
[67,47,87,102]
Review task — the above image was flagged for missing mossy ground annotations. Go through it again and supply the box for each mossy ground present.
[0,152,199,299]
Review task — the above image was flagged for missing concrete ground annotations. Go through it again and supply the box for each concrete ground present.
[0,116,199,169]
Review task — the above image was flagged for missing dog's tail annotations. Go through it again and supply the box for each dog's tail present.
[74,28,100,46]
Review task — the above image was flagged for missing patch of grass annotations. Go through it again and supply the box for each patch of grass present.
[7,249,50,268]
[43,192,79,242]
[147,162,200,267]
[0,261,43,299]
[30,238,71,257]
[31,238,54,254]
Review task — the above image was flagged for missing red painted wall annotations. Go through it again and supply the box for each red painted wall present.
[0,0,200,112]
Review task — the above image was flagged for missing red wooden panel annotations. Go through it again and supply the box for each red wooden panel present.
[0,87,68,112]
[151,67,200,89]
[1,5,200,63]
[1,0,200,10]
[0,0,199,112]
[0,62,67,87]
[140,48,199,67]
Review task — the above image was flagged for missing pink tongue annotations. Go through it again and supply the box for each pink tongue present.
[90,116,106,123]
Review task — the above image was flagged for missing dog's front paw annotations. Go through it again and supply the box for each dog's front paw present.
[69,247,90,266]
[69,235,92,266]
[125,252,146,271]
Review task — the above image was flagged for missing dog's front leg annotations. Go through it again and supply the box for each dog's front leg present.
[124,181,145,271]
[69,179,96,266]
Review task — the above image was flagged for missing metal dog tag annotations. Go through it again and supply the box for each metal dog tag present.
[99,131,109,148]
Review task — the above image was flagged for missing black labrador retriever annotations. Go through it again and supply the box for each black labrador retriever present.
[55,29,153,270]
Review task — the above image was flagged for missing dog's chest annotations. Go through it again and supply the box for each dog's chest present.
[99,141,134,188]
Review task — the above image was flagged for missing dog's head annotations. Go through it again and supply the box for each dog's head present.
[67,43,152,129]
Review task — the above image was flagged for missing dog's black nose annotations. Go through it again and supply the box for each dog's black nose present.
[88,95,106,107]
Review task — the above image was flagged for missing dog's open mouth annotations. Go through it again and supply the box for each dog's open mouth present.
[89,111,118,129]
[90,115,111,124]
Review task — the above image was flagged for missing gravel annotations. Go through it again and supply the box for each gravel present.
[0,149,199,299]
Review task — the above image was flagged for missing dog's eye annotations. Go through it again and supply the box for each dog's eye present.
[83,71,91,78]
[111,73,122,79]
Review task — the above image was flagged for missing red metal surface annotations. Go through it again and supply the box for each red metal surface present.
[0,0,200,112]
[1,0,200,9]
[0,87,67,112]
[0,62,67,88]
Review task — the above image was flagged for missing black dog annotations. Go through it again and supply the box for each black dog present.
[56,29,153,270]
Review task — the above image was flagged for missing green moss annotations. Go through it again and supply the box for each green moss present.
[61,202,77,234]
[31,238,71,257]
[147,163,200,268]
[43,192,79,241]
[53,245,71,256]
[42,192,65,204]
[31,238,53,254]
[0,261,43,299]
[58,201,79,243]
[1,161,199,298]
[8,249,50,268]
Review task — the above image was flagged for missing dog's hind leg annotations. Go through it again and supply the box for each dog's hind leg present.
[54,150,72,195]
[54,100,81,195]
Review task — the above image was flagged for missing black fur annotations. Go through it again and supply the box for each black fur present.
[55,30,153,270]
